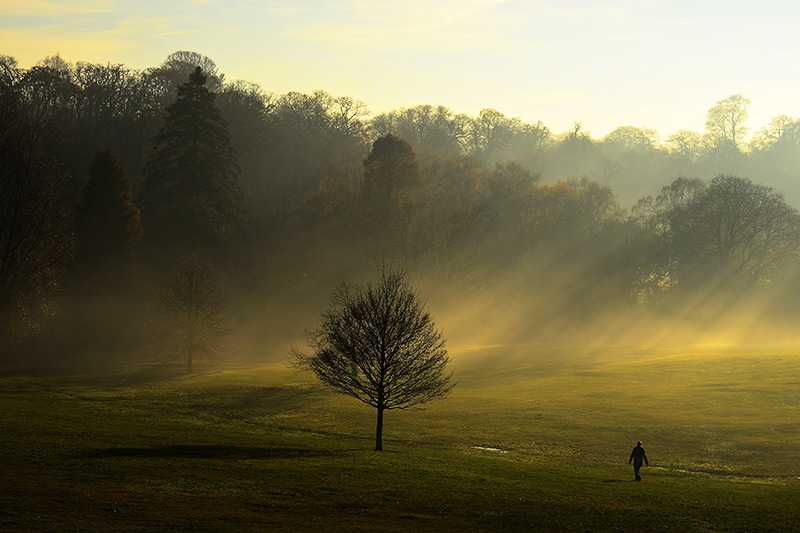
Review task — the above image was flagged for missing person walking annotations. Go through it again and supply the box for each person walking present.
[628,441,649,481]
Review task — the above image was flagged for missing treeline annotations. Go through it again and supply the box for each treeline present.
[2,50,800,370]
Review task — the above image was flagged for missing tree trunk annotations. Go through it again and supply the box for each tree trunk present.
[187,323,195,373]
[375,406,384,451]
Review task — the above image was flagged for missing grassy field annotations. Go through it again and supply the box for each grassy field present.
[2,345,799,532]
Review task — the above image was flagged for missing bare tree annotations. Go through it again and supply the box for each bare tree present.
[0,68,74,352]
[750,115,798,152]
[157,50,224,93]
[705,95,751,149]
[162,260,226,373]
[665,129,707,161]
[604,126,658,151]
[296,268,453,451]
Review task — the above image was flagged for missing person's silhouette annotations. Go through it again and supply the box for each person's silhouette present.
[628,441,649,481]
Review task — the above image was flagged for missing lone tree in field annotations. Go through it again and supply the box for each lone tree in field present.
[162,260,226,373]
[298,269,453,451]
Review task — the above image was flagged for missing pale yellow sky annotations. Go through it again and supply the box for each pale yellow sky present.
[2,0,800,138]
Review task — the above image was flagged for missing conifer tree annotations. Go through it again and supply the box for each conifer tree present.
[69,150,142,359]
[76,150,142,275]
[143,67,240,254]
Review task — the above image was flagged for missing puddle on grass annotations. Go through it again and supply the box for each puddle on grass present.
[652,466,738,477]
[653,466,799,482]
[472,445,509,454]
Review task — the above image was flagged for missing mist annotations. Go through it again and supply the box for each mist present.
[6,6,800,523]
[2,50,800,374]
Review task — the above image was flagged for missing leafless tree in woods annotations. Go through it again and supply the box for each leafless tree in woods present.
[0,69,73,351]
[295,268,453,451]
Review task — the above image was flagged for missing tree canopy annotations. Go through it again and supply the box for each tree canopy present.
[5,50,800,369]
[299,268,452,450]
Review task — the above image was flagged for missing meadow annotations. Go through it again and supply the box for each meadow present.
[2,345,799,532]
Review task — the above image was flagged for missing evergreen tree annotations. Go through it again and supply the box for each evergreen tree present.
[143,67,240,255]
[76,150,142,275]
[68,150,142,363]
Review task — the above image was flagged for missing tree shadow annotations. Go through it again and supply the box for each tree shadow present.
[0,365,189,388]
[91,445,344,460]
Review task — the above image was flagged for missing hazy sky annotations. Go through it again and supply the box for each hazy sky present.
[2,0,799,138]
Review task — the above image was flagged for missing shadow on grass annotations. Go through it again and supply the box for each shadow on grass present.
[601,479,636,483]
[91,445,344,460]
[0,365,190,388]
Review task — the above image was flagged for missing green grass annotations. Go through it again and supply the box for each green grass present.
[2,346,799,531]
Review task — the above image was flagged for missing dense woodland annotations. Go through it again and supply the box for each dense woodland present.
[3,50,800,371]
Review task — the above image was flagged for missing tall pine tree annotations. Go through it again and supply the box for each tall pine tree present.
[143,67,240,256]
[68,150,143,363]
[76,150,142,275]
